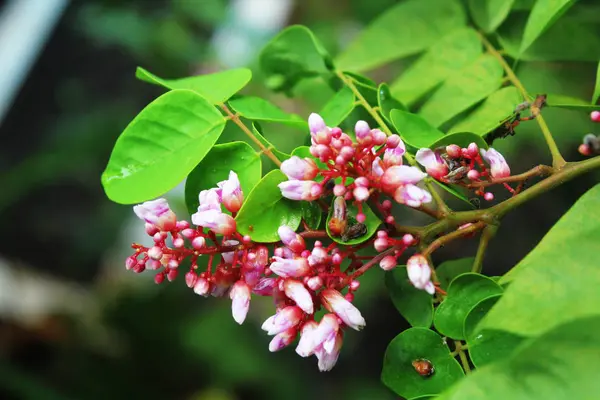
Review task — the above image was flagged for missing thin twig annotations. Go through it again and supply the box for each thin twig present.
[220,103,282,167]
[422,222,486,257]
[472,224,499,273]
[465,165,554,189]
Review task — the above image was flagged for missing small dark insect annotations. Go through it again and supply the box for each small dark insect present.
[341,222,367,242]
[443,166,469,183]
[583,134,600,153]
[486,113,520,145]
[328,196,348,236]
[324,179,336,193]
[412,359,435,377]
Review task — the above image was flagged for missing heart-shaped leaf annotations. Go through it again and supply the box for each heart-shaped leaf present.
[390,109,444,149]
[463,294,525,368]
[228,96,307,129]
[235,170,303,242]
[418,55,504,127]
[325,199,381,245]
[136,67,251,104]
[184,142,261,215]
[381,327,464,399]
[390,28,482,106]
[385,267,434,328]
[434,273,503,340]
[102,90,226,204]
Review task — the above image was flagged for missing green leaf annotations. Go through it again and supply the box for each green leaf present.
[135,67,251,104]
[594,62,600,104]
[377,83,406,123]
[434,273,503,339]
[438,316,600,400]
[381,328,464,399]
[325,199,381,245]
[235,170,303,242]
[480,184,600,337]
[340,72,378,107]
[301,201,322,230]
[102,90,226,204]
[336,0,466,72]
[469,0,516,33]
[448,87,522,135]
[519,0,576,54]
[228,96,307,129]
[259,25,331,93]
[251,123,291,163]
[433,181,476,208]
[545,93,599,111]
[436,258,475,289]
[429,132,489,151]
[184,142,261,215]
[319,86,355,127]
[385,267,434,327]
[463,294,525,368]
[418,55,504,127]
[498,11,600,61]
[390,109,444,148]
[390,28,482,106]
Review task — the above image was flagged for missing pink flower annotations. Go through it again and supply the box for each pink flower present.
[371,157,384,177]
[481,148,510,179]
[278,226,306,253]
[383,140,406,167]
[278,180,323,201]
[311,314,340,353]
[295,320,319,357]
[406,254,435,295]
[415,148,449,180]
[191,209,236,236]
[270,256,311,278]
[394,184,432,208]
[353,186,370,202]
[230,280,251,324]
[198,188,222,212]
[355,120,372,145]
[591,110,600,123]
[281,156,319,180]
[243,246,269,286]
[379,255,397,271]
[284,279,314,314]
[218,171,244,213]
[381,165,427,193]
[269,328,298,352]
[316,331,343,372]
[309,113,331,145]
[252,277,276,296]
[320,289,365,330]
[133,198,177,231]
[261,305,303,335]
[193,278,210,296]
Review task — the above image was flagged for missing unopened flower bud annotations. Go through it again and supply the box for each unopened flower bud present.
[320,289,365,330]
[278,180,323,201]
[145,223,159,236]
[278,226,306,253]
[333,184,346,196]
[467,169,480,180]
[406,254,435,295]
[194,277,210,296]
[147,246,163,260]
[284,279,314,314]
[372,129,387,145]
[192,236,206,249]
[154,273,165,284]
[394,184,433,208]
[446,144,462,158]
[185,271,197,288]
[308,113,326,134]
[467,142,479,157]
[166,268,178,282]
[386,134,402,148]
[230,281,251,325]
[269,328,298,352]
[356,212,366,223]
[402,234,415,246]
[415,148,449,180]
[281,156,319,180]
[350,280,360,291]
[591,110,600,122]
[191,209,237,236]
[355,120,372,144]
[379,255,397,271]
[353,186,370,202]
[270,256,311,278]
[382,166,427,193]
[374,237,389,252]
[306,276,323,291]
[484,192,494,201]
[125,256,137,270]
[146,259,161,270]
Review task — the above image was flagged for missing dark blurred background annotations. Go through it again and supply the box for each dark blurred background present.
[0,1,597,399]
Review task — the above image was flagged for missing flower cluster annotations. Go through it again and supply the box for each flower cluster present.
[416,142,510,200]
[126,170,377,371]
[278,113,432,222]
[578,111,600,156]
